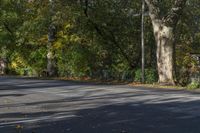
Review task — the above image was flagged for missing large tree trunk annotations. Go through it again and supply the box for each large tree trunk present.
[145,0,187,85]
[153,23,175,84]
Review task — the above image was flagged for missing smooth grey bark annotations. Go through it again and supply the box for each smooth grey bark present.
[145,0,187,85]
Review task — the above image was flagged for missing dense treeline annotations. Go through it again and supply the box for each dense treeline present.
[0,0,200,86]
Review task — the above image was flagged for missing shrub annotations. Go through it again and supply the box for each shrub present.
[145,68,158,84]
[176,67,191,86]
[121,70,134,81]
[134,69,142,82]
[187,81,200,90]
[134,68,158,83]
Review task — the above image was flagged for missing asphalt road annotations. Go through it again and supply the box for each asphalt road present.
[1,77,200,133]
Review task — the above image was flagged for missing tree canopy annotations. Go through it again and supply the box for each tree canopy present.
[0,0,199,86]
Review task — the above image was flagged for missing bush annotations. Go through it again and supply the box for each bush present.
[134,69,142,82]
[187,81,200,90]
[145,68,158,83]
[134,68,158,83]
[121,71,134,81]
[176,67,191,86]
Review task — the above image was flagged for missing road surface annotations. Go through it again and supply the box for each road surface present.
[0,77,200,133]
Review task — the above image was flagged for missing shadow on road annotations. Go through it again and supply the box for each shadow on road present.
[1,101,200,133]
[1,77,200,133]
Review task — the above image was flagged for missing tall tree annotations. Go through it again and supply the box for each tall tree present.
[145,0,187,85]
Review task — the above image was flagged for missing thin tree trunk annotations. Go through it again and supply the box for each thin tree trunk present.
[0,59,7,75]
[0,47,8,75]
[47,42,57,77]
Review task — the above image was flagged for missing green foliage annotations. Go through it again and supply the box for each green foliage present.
[0,0,199,86]
[176,67,191,86]
[134,68,158,83]
[145,68,158,84]
[122,71,133,81]
[134,69,142,82]
[175,1,200,85]
[187,81,200,90]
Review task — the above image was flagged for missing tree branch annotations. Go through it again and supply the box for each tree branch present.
[145,0,160,21]
[3,22,14,36]
[80,1,137,68]
[163,0,187,26]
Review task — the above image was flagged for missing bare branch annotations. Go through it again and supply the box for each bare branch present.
[163,0,187,26]
[3,22,13,36]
